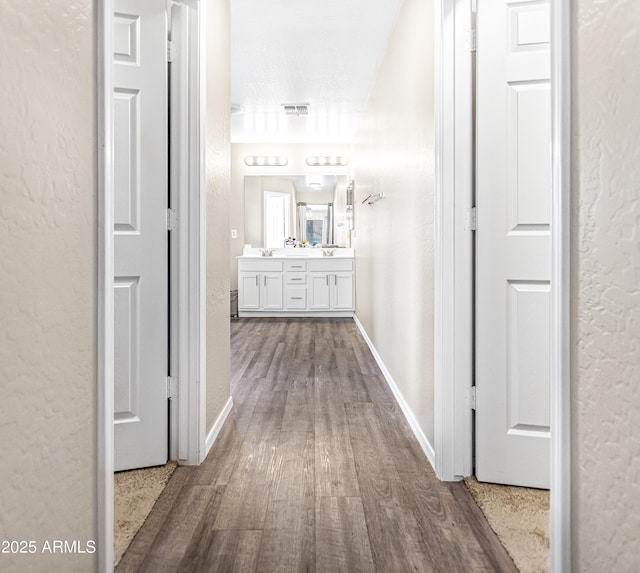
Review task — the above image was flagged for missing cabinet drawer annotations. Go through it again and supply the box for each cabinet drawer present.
[238,260,283,272]
[285,287,307,309]
[308,259,353,272]
[286,273,307,285]
[285,260,307,272]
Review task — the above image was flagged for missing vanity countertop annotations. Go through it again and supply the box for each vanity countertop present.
[237,248,354,259]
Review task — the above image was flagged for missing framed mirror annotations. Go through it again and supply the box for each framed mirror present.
[244,175,350,247]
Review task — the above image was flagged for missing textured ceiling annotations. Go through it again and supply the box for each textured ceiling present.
[230,0,404,143]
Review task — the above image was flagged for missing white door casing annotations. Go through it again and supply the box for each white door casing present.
[113,0,169,471]
[475,0,551,488]
[168,0,209,466]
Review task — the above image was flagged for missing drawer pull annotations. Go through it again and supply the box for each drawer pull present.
[291,265,303,268]
[291,297,303,300]
[291,278,302,281]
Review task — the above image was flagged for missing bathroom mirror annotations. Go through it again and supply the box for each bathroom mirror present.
[244,175,350,248]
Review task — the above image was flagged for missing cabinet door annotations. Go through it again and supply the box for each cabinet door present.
[239,272,260,309]
[332,273,354,309]
[310,274,330,309]
[261,273,283,309]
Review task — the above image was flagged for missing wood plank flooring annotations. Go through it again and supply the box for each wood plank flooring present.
[117,318,517,573]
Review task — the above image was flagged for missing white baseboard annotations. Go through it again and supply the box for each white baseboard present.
[205,396,233,458]
[353,314,436,469]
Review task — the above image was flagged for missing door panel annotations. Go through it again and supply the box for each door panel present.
[506,281,551,432]
[239,273,260,309]
[113,89,140,232]
[114,0,168,471]
[114,277,139,417]
[332,274,354,310]
[261,274,284,309]
[310,275,330,309]
[475,0,550,488]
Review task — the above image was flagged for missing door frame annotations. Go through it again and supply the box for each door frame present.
[433,0,571,571]
[433,0,475,484]
[168,0,208,467]
[549,1,571,570]
[97,0,206,570]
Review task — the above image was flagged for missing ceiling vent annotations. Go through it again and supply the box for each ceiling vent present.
[282,103,310,116]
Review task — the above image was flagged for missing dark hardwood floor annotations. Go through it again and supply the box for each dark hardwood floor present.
[117,318,517,573]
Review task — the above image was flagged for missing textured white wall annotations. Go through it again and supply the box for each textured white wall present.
[350,0,435,444]
[0,1,97,571]
[206,0,232,430]
[572,0,640,569]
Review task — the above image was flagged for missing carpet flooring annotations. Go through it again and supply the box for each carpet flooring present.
[465,477,550,573]
[114,462,177,566]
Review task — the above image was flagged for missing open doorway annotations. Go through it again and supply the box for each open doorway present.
[434,0,571,570]
[99,0,207,568]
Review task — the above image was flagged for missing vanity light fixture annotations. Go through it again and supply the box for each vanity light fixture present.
[306,155,349,167]
[244,155,288,167]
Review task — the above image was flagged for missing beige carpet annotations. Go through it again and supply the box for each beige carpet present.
[464,477,550,573]
[114,462,177,566]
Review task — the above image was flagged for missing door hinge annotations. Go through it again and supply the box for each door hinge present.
[464,207,477,231]
[167,376,178,400]
[167,208,177,231]
[167,40,178,63]
[466,28,477,52]
[469,386,477,410]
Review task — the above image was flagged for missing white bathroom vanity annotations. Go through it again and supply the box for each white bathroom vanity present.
[237,249,355,317]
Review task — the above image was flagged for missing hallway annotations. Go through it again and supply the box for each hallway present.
[117,318,516,572]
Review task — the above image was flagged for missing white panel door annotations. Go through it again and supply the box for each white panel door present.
[475,0,551,488]
[113,0,169,471]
